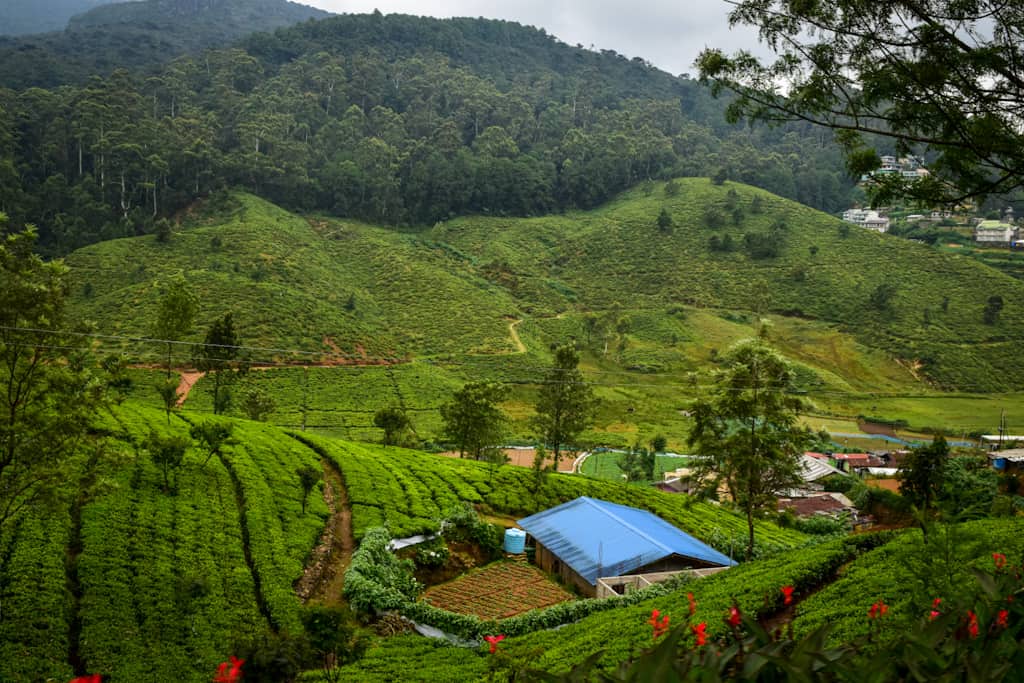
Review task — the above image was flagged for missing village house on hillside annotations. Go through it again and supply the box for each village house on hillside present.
[517,497,734,598]
[974,219,1019,246]
[842,208,890,233]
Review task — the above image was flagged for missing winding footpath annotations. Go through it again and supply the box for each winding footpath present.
[294,457,355,606]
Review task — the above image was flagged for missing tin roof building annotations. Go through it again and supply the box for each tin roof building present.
[517,497,735,597]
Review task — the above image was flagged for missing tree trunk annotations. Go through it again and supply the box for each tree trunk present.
[746,506,755,560]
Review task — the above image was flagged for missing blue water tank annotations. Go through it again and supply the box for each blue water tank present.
[504,528,526,554]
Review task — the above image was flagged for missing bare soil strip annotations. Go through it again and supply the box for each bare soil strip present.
[508,318,526,353]
[294,458,355,607]
[175,371,204,406]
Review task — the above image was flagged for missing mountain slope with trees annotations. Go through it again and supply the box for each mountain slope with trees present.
[0,0,114,36]
[0,12,856,259]
[0,0,330,89]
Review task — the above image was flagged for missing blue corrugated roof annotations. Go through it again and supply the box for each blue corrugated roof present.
[517,496,736,585]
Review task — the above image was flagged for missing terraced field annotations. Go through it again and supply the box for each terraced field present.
[423,561,574,619]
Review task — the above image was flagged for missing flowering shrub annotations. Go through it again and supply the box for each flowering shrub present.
[414,538,450,568]
[484,634,506,654]
[647,610,670,639]
[213,656,244,683]
[343,527,422,615]
[528,558,1024,682]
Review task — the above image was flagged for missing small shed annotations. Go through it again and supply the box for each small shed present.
[517,496,735,597]
[989,449,1024,473]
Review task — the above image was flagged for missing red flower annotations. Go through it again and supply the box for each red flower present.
[929,610,941,621]
[727,605,742,627]
[967,611,979,639]
[997,609,1009,629]
[781,585,794,606]
[994,553,1008,571]
[868,601,888,620]
[484,634,506,654]
[70,676,102,683]
[214,656,244,683]
[647,609,670,639]
[691,621,707,647]
[687,592,697,616]
[933,598,942,608]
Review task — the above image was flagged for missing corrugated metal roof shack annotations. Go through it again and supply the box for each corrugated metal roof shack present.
[517,496,735,598]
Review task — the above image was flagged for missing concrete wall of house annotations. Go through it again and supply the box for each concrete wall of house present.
[534,544,723,598]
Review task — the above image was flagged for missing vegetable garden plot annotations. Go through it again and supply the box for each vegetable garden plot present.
[423,561,574,619]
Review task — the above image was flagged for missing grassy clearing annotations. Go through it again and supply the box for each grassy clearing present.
[579,452,693,482]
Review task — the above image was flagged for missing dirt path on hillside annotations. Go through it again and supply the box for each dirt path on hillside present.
[294,458,355,606]
[175,371,205,406]
[508,318,527,353]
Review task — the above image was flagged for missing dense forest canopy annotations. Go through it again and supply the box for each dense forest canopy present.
[0,11,858,256]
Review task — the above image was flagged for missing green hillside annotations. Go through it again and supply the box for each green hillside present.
[62,182,1024,440]
[330,520,1023,681]
[0,400,804,682]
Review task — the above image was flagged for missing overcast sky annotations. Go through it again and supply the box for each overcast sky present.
[299,1,770,77]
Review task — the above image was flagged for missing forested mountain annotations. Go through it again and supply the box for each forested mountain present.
[0,0,115,36]
[0,0,330,88]
[0,12,856,257]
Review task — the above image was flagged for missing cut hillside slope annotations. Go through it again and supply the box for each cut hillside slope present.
[426,178,1024,390]
[65,183,1024,395]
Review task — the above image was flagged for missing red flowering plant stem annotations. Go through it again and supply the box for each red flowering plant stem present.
[781,585,794,606]
[690,621,707,647]
[646,609,670,639]
[993,553,1008,572]
[966,611,980,639]
[69,676,102,683]
[483,634,506,654]
[213,656,244,683]
[687,592,697,617]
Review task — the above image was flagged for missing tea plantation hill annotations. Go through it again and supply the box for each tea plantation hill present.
[4,398,1017,681]
[0,400,807,682]
[64,179,1024,439]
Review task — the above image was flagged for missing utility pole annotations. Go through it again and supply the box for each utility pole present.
[301,367,308,432]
